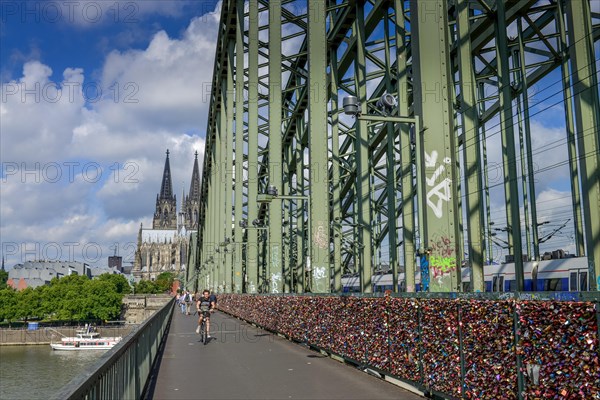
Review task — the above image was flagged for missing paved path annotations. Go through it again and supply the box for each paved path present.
[147,310,424,400]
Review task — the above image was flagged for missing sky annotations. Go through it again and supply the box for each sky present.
[0,0,596,270]
[1,0,221,269]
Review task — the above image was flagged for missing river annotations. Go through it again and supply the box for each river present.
[0,345,105,399]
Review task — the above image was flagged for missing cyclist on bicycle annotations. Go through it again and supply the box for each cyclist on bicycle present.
[196,289,215,337]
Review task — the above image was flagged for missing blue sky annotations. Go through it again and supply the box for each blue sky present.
[1,0,221,269]
[1,0,595,269]
[1,1,219,82]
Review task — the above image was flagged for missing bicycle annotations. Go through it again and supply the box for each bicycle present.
[198,309,211,345]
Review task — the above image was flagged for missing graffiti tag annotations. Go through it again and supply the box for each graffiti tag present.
[313,223,328,249]
[430,256,456,275]
[424,150,452,219]
[313,266,326,280]
[429,234,457,278]
[271,272,282,293]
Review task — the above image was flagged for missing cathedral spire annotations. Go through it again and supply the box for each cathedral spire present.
[159,149,174,199]
[181,184,186,209]
[179,184,186,231]
[183,151,201,230]
[188,151,201,202]
[152,150,178,229]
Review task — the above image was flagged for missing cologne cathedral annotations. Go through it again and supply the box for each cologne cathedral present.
[133,150,201,281]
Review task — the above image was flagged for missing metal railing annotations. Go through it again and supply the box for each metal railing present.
[218,292,599,400]
[50,297,175,400]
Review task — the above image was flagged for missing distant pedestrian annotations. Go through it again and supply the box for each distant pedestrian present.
[184,291,193,315]
[177,292,186,314]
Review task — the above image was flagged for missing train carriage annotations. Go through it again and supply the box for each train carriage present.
[341,256,591,293]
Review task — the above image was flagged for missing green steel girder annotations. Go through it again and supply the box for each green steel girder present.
[337,0,597,277]
[566,0,600,290]
[196,0,600,295]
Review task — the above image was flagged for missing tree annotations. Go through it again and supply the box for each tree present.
[14,287,42,321]
[155,272,175,293]
[0,288,17,322]
[96,273,131,294]
[47,275,90,320]
[84,279,123,321]
[0,269,8,290]
[134,280,159,294]
[1,273,131,323]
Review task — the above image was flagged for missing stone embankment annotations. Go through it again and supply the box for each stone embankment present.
[120,294,172,324]
[1,294,172,345]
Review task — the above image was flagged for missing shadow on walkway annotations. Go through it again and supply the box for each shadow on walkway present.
[146,310,425,399]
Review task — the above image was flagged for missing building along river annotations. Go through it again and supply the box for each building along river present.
[0,345,105,399]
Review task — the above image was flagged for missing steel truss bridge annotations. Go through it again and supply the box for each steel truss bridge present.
[189,0,600,294]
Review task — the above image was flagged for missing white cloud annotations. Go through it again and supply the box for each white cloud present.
[0,172,90,226]
[1,61,86,163]
[528,120,571,191]
[1,5,219,268]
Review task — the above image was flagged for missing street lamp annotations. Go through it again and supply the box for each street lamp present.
[238,218,268,231]
[343,96,360,116]
[376,93,397,111]
[344,93,398,117]
[342,94,421,293]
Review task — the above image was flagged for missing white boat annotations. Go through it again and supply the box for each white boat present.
[50,327,122,351]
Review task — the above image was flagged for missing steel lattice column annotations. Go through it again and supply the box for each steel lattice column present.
[224,39,235,293]
[354,2,374,293]
[495,0,525,291]
[456,0,485,291]
[232,0,245,294]
[245,0,259,294]
[218,87,227,293]
[557,0,585,258]
[307,1,331,293]
[329,38,342,293]
[566,0,600,290]
[268,0,283,294]
[411,0,461,292]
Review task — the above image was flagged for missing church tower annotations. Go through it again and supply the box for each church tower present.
[184,151,201,230]
[153,150,178,229]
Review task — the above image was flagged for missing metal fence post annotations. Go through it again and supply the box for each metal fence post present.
[457,301,466,398]
[513,298,524,399]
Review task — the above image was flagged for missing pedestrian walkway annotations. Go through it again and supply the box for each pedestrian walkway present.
[146,310,424,399]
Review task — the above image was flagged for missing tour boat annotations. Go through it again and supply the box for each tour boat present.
[50,327,122,351]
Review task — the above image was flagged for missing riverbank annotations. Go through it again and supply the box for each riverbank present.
[0,326,136,346]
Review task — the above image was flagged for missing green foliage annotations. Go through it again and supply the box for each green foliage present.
[132,273,176,295]
[0,269,8,289]
[0,273,129,323]
[16,287,42,320]
[134,280,159,294]
[96,273,131,294]
[155,272,175,293]
[84,279,123,320]
[0,288,17,321]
